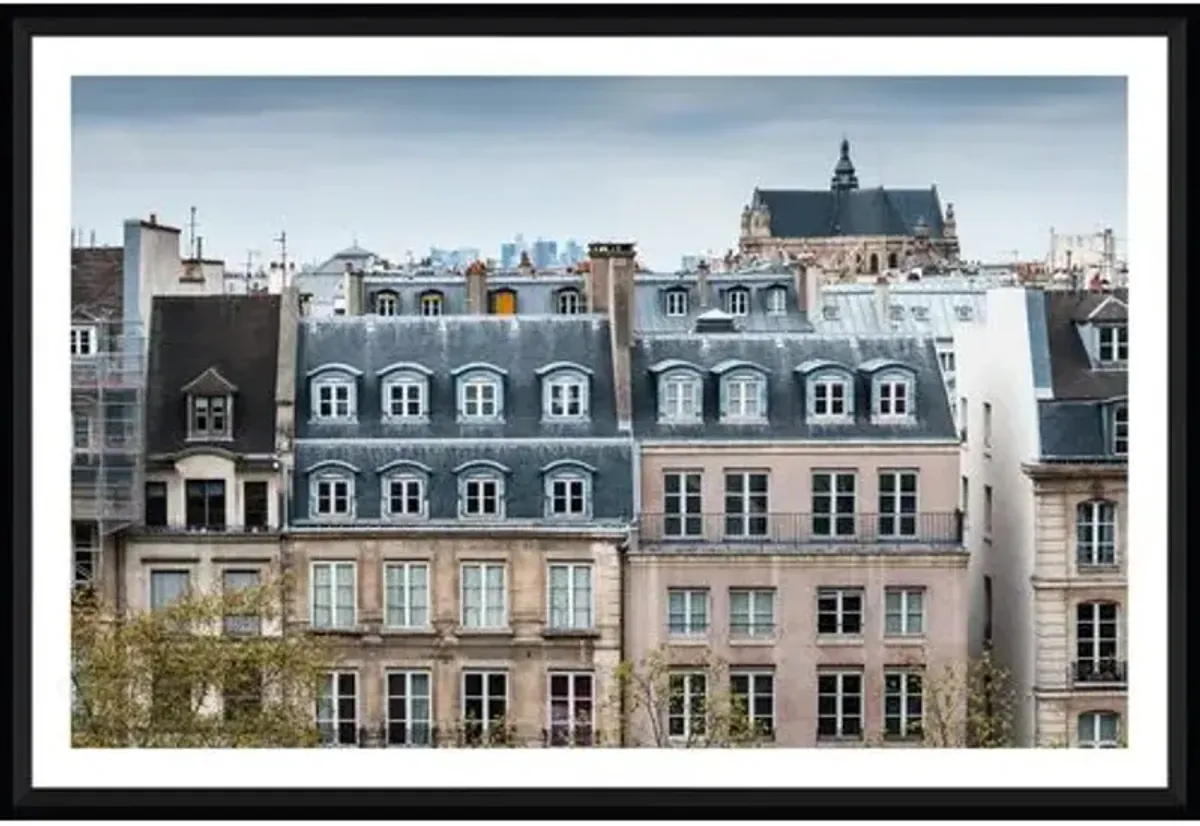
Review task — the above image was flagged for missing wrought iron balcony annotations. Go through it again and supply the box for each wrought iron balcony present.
[1070,659,1128,689]
[637,511,963,550]
[542,726,597,747]
[138,523,279,536]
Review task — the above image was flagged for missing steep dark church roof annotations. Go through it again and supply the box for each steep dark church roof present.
[753,140,946,240]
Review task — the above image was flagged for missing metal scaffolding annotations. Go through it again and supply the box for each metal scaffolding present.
[71,317,145,590]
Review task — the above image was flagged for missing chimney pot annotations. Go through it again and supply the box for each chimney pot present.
[149,213,157,226]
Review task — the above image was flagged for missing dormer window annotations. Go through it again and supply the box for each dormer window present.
[1111,403,1128,455]
[376,292,399,316]
[379,363,433,422]
[724,288,750,316]
[543,461,595,520]
[875,375,911,419]
[661,373,702,423]
[765,287,787,316]
[308,461,358,520]
[1097,325,1128,365]
[665,289,689,317]
[556,288,584,315]
[456,461,508,518]
[419,291,443,317]
[720,372,767,422]
[189,395,231,440]
[312,379,355,421]
[378,461,431,519]
[454,364,507,423]
[811,376,850,420]
[70,325,96,357]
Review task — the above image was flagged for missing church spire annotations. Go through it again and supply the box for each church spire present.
[831,137,859,192]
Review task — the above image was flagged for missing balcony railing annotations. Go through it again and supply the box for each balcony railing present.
[1070,659,1128,689]
[139,523,278,535]
[351,724,535,748]
[637,511,963,549]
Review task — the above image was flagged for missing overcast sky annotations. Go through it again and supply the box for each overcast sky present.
[72,76,1127,271]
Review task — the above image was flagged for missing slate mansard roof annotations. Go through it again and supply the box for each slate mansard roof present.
[145,295,282,456]
[633,271,814,334]
[631,334,957,441]
[1027,289,1128,462]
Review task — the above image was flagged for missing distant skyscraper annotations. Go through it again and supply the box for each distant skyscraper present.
[531,239,558,269]
[500,242,518,269]
[560,239,584,267]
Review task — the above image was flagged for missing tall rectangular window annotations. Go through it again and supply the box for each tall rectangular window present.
[729,588,775,638]
[316,671,359,746]
[984,485,994,536]
[663,471,702,538]
[883,670,924,740]
[462,671,508,743]
[548,672,594,746]
[884,587,925,637]
[982,402,993,449]
[724,471,769,537]
[386,670,432,747]
[667,588,709,636]
[72,522,98,590]
[812,471,857,537]
[150,570,190,611]
[144,481,168,527]
[184,479,226,531]
[243,481,269,529]
[461,563,507,629]
[730,671,775,739]
[668,672,708,742]
[221,569,262,635]
[547,563,593,630]
[817,670,863,740]
[383,562,429,629]
[878,471,918,538]
[310,561,356,630]
[1097,325,1128,364]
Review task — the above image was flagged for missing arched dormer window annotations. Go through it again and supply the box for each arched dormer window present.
[723,286,751,317]
[541,459,596,519]
[764,285,788,316]
[418,290,443,317]
[377,362,434,422]
[556,287,585,315]
[454,460,509,519]
[663,287,689,318]
[377,459,432,519]
[307,460,358,520]
[452,362,506,422]
[648,360,704,424]
[858,359,917,423]
[535,361,593,421]
[795,360,856,423]
[1076,499,1117,567]
[488,288,518,315]
[307,364,363,423]
[375,290,399,316]
[711,360,768,423]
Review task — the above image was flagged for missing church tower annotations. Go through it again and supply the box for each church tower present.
[830,138,860,191]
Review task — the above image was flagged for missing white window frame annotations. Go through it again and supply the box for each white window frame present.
[73,411,93,451]
[983,402,993,448]
[667,671,709,743]
[659,372,703,423]
[809,375,851,421]
[70,324,97,357]
[546,563,594,630]
[730,670,775,738]
[547,671,595,746]
[721,371,767,422]
[461,670,509,736]
[556,289,583,315]
[816,670,864,740]
[723,470,769,538]
[383,561,430,630]
[376,292,399,316]
[765,287,787,316]
[1097,325,1128,365]
[816,587,864,636]
[1076,601,1121,676]
[1111,403,1128,455]
[545,471,592,520]
[937,348,956,375]
[420,292,443,316]
[663,470,703,538]
[316,670,359,747]
[382,375,427,420]
[878,470,919,538]
[883,669,924,740]
[1076,499,1118,567]
[460,562,508,630]
[382,473,427,519]
[309,561,357,630]
[664,289,689,317]
[667,588,710,637]
[458,375,503,421]
[544,372,590,420]
[1077,711,1121,748]
[311,377,357,422]
[458,472,505,518]
[884,588,925,637]
[729,588,775,638]
[874,373,912,419]
[812,471,857,538]
[188,394,231,440]
[384,669,433,747]
[310,473,355,519]
[724,288,750,316]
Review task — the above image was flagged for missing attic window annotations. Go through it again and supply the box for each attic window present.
[822,305,840,321]
[544,371,590,421]
[382,372,428,420]
[544,467,593,519]
[1111,403,1128,455]
[189,395,232,440]
[311,473,354,519]
[420,292,443,317]
[665,289,689,317]
[459,375,503,421]
[889,305,906,322]
[874,373,912,420]
[376,293,398,316]
[312,377,357,422]
[911,306,930,322]
[766,287,787,316]
[724,288,750,316]
[659,372,703,423]
[955,305,974,322]
[720,371,767,422]
[70,325,97,357]
[556,288,584,315]
[459,469,505,518]
[1098,325,1128,365]
[809,374,852,421]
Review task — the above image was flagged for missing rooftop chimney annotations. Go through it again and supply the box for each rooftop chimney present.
[696,259,711,309]
[874,275,890,325]
[343,266,365,316]
[465,260,488,314]
[795,263,825,316]
[694,307,738,334]
[149,213,157,226]
[196,236,203,261]
[589,242,637,431]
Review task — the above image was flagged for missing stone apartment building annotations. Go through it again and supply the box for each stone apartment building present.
[957,287,1128,747]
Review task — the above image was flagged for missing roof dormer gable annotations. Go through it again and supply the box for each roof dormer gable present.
[181,366,238,396]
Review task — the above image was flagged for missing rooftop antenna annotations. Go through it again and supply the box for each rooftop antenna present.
[245,249,260,279]
[274,231,289,286]
[89,230,96,247]
[187,206,199,259]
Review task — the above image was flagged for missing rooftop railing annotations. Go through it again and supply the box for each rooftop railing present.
[637,511,963,549]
